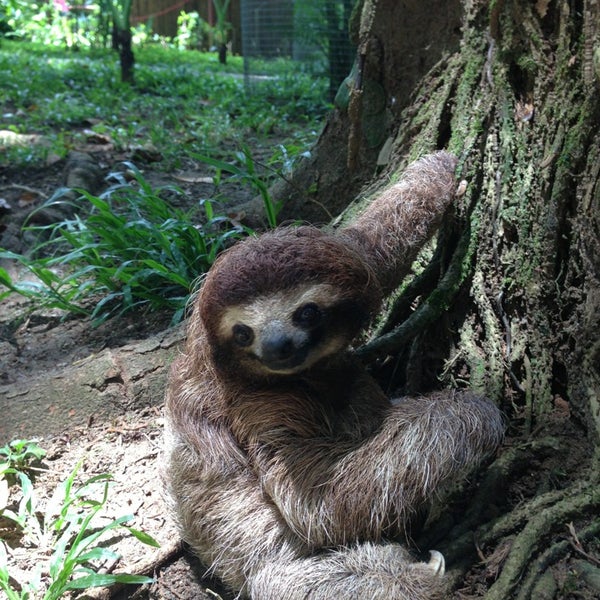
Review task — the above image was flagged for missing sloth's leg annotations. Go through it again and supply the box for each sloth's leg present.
[248,542,447,600]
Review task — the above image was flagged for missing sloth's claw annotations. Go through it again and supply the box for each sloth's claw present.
[427,550,445,576]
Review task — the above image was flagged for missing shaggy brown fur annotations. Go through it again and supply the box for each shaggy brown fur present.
[164,151,504,599]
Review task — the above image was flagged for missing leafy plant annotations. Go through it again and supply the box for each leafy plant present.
[0,439,46,477]
[0,40,328,170]
[0,41,328,323]
[193,146,284,228]
[0,440,46,530]
[1,0,106,48]
[174,10,208,51]
[0,448,158,600]
[0,255,92,317]
[0,164,247,323]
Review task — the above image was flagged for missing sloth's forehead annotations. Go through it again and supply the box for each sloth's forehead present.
[217,283,338,333]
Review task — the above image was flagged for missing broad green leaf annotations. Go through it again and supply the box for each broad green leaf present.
[75,547,121,563]
[65,573,154,589]
[123,526,161,548]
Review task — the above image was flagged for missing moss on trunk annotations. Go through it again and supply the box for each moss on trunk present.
[289,0,600,596]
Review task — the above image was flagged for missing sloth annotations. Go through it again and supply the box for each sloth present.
[164,151,504,600]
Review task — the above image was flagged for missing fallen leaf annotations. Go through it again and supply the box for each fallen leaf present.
[83,129,113,145]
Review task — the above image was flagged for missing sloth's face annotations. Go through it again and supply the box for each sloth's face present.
[216,283,365,376]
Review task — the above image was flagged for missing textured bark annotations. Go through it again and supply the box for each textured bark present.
[276,0,600,598]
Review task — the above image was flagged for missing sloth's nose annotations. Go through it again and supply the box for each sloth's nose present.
[261,333,295,362]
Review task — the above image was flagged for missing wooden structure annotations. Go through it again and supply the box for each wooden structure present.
[131,0,242,53]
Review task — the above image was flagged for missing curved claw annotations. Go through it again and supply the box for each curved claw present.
[428,550,445,576]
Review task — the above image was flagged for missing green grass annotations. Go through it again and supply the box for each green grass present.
[0,163,255,323]
[0,440,159,600]
[0,40,330,169]
[0,440,158,600]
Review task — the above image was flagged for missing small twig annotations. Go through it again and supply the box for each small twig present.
[568,522,600,567]
[0,184,48,199]
[105,423,149,434]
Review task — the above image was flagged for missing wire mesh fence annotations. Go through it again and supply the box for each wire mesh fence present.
[128,1,356,101]
[240,0,356,100]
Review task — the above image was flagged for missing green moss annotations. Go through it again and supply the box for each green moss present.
[448,49,487,155]
[516,54,538,76]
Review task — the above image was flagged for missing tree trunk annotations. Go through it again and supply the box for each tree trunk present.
[113,24,135,84]
[276,0,600,597]
[218,42,227,64]
[275,0,463,224]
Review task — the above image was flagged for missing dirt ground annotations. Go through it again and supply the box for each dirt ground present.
[1,153,599,600]
[0,151,246,600]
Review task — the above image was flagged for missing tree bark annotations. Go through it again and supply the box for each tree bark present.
[113,25,135,84]
[274,0,463,224]
[275,0,600,597]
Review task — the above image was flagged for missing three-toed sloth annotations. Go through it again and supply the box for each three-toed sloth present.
[164,151,504,599]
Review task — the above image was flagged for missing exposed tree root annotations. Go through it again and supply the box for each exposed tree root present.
[437,437,562,548]
[514,521,600,600]
[374,214,461,339]
[376,250,443,337]
[481,481,600,600]
[421,438,564,589]
[357,225,471,361]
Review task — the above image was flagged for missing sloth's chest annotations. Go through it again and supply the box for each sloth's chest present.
[298,379,388,438]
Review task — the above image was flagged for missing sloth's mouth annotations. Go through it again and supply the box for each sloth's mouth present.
[259,346,310,373]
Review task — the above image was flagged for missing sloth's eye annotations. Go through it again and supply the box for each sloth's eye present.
[233,324,254,347]
[293,303,322,328]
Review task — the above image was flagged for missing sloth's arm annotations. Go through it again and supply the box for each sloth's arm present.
[340,151,458,295]
[253,392,503,548]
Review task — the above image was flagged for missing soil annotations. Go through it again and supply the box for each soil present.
[1,152,598,600]
[0,149,249,600]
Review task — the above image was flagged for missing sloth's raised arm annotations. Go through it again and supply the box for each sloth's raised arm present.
[340,151,458,295]
[251,392,503,548]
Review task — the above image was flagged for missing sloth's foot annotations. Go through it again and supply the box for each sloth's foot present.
[427,550,445,576]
